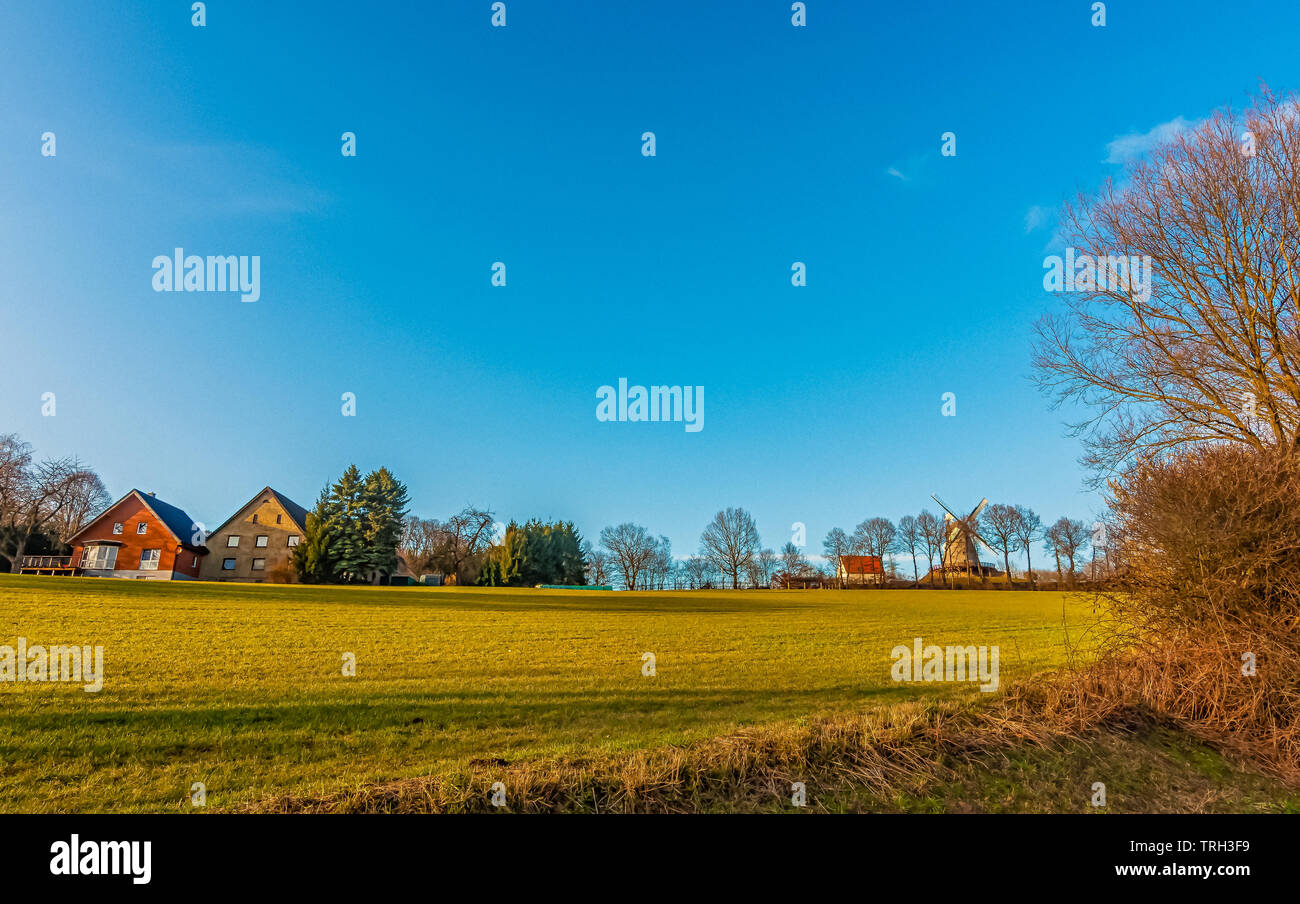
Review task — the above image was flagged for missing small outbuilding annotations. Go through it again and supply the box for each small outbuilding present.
[836,555,885,586]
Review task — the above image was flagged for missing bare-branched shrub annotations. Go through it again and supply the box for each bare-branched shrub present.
[1092,446,1300,765]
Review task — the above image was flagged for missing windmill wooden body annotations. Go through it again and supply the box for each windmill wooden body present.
[931,495,999,577]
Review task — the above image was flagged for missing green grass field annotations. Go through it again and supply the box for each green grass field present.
[0,574,1109,812]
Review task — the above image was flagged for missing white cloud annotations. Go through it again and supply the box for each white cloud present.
[1024,204,1052,233]
[129,140,330,217]
[1104,116,1200,164]
[885,166,909,181]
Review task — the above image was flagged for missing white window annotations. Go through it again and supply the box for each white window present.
[288,535,301,547]
[139,549,161,571]
[252,558,266,571]
[227,536,240,548]
[222,558,236,571]
[112,522,124,535]
[83,546,118,570]
[255,536,268,548]
[136,522,148,535]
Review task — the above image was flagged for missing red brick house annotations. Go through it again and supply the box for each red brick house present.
[60,489,208,580]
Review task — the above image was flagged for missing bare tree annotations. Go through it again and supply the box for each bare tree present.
[4,457,98,571]
[753,547,779,585]
[600,522,656,590]
[822,527,851,587]
[582,540,611,586]
[1050,517,1090,586]
[648,535,673,590]
[47,469,109,544]
[0,434,33,526]
[1009,506,1043,587]
[1044,521,1065,583]
[399,517,440,577]
[979,503,1021,585]
[852,517,897,584]
[1044,518,1088,586]
[896,514,922,584]
[1033,89,1300,477]
[779,542,807,577]
[684,555,708,589]
[699,507,760,590]
[421,506,495,583]
[915,510,942,585]
[745,551,778,589]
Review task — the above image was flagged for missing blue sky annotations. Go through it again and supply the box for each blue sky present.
[2,0,1297,569]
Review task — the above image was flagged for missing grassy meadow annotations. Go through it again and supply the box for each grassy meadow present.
[0,574,1108,812]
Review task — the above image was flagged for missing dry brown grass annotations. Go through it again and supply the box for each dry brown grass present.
[242,681,1270,814]
[237,699,1035,813]
[1027,648,1300,779]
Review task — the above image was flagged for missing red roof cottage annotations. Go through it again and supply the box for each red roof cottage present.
[22,489,209,580]
[836,554,885,586]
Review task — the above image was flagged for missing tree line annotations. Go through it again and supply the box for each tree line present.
[588,505,1099,590]
[305,470,1103,590]
[1,435,1099,590]
[823,506,1096,588]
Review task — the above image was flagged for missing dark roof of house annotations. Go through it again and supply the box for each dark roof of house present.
[266,488,309,529]
[134,490,204,544]
[68,489,203,546]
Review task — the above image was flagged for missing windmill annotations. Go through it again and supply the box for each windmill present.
[931,495,993,577]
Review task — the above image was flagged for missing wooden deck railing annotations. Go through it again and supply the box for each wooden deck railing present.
[18,555,75,570]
